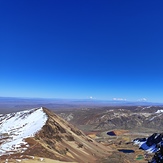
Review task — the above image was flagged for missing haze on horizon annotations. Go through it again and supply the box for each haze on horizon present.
[0,0,163,103]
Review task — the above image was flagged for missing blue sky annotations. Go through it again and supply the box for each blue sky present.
[0,0,163,102]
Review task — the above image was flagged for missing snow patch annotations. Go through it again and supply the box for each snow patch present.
[133,140,157,153]
[155,110,163,114]
[0,107,48,156]
[40,158,44,161]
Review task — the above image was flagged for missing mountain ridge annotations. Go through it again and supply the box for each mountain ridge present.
[0,107,111,163]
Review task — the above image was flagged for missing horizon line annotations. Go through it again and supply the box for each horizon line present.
[0,96,162,104]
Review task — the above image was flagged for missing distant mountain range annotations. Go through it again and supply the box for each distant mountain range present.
[57,106,163,132]
[0,97,162,113]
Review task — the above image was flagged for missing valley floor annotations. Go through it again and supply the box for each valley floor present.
[87,129,154,163]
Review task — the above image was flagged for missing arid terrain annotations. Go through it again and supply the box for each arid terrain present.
[55,106,163,162]
[1,98,163,163]
[0,107,111,163]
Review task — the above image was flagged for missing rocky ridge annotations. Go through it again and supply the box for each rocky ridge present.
[0,107,111,163]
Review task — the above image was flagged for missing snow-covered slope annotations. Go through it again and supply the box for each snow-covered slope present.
[0,107,48,156]
[133,133,163,153]
[134,133,163,163]
[134,139,157,153]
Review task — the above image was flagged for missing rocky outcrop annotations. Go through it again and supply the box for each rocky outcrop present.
[134,133,163,163]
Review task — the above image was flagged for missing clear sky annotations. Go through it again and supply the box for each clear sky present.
[0,0,163,102]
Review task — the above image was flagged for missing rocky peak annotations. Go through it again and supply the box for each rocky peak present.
[0,107,111,162]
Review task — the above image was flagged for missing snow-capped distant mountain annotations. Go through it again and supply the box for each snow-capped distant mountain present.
[155,110,163,114]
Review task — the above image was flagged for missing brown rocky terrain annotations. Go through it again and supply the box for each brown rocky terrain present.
[56,106,163,132]
[1,106,162,163]
[25,108,112,162]
[55,106,163,163]
[0,108,112,163]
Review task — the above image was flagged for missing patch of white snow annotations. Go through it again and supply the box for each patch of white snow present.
[0,107,48,156]
[40,158,44,161]
[155,110,163,114]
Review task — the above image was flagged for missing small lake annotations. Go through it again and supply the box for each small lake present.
[107,131,116,136]
[136,155,144,160]
[118,149,135,153]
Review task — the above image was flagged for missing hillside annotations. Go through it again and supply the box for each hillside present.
[56,106,163,132]
[0,107,111,163]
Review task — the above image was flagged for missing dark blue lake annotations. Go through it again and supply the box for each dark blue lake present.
[118,149,135,153]
[107,131,116,136]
